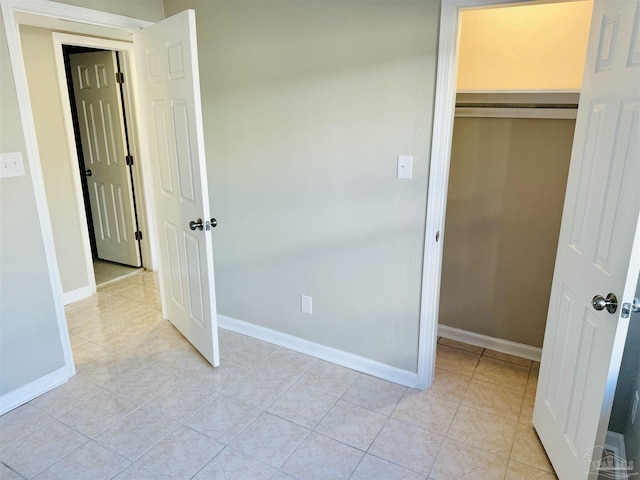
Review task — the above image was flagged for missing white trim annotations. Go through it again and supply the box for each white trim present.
[417,0,567,390]
[1,1,76,394]
[454,107,578,119]
[0,0,156,413]
[62,285,94,305]
[218,315,419,388]
[438,324,542,362]
[0,367,69,416]
[6,0,151,31]
[50,32,157,285]
[51,32,97,296]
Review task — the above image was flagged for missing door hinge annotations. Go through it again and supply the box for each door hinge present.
[125,155,134,166]
[115,72,124,84]
[134,231,143,241]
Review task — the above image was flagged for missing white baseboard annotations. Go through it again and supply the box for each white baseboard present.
[217,315,419,388]
[438,324,542,362]
[601,430,629,480]
[0,367,71,415]
[62,285,94,305]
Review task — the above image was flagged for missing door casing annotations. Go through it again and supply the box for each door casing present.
[52,32,153,301]
[417,0,598,387]
[0,0,158,411]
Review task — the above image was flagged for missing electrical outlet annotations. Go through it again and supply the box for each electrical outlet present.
[632,390,639,425]
[301,294,312,315]
[0,152,25,178]
[397,155,413,179]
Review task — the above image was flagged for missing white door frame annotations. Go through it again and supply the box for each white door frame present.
[417,0,590,388]
[51,32,154,303]
[0,0,156,407]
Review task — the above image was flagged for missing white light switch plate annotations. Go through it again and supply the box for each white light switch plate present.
[397,155,413,179]
[1,152,25,178]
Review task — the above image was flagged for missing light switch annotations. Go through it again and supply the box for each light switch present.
[1,152,25,178]
[397,155,413,179]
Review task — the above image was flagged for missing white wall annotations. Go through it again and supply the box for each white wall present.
[0,10,66,396]
[20,25,89,294]
[163,0,440,372]
[457,1,593,91]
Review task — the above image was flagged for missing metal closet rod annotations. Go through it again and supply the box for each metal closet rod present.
[455,102,578,109]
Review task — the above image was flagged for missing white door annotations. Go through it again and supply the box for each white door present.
[533,0,640,478]
[69,51,141,267]
[134,10,220,366]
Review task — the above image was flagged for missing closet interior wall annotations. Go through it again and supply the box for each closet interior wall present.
[438,94,577,347]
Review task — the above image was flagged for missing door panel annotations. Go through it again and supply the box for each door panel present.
[134,10,220,366]
[533,1,640,478]
[69,51,141,267]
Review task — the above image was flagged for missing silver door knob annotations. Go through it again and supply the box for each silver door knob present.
[189,218,204,231]
[591,293,618,314]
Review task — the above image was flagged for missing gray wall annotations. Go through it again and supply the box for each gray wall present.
[163,0,439,371]
[609,275,640,468]
[0,10,66,396]
[440,116,574,347]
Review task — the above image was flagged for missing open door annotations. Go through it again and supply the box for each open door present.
[134,10,220,366]
[69,51,141,267]
[533,0,640,478]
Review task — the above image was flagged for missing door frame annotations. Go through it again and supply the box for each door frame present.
[416,0,599,388]
[51,32,152,301]
[0,0,156,405]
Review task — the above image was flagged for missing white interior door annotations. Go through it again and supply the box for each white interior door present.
[533,0,640,478]
[69,51,141,267]
[134,10,220,366]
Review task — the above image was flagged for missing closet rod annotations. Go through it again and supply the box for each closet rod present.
[455,103,578,109]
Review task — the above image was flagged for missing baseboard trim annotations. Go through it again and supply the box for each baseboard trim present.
[62,285,94,305]
[0,366,71,415]
[602,430,629,480]
[217,315,419,388]
[438,324,542,362]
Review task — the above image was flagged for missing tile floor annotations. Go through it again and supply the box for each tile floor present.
[93,260,142,286]
[0,271,558,480]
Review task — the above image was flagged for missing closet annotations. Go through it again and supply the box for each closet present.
[438,92,577,348]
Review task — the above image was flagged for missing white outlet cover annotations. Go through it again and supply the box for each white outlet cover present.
[301,294,312,315]
[0,152,25,178]
[397,155,413,179]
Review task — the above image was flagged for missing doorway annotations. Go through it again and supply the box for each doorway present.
[62,45,143,285]
[18,25,155,303]
[437,3,590,356]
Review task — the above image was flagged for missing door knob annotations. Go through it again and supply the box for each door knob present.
[85,169,92,177]
[210,218,218,228]
[189,218,204,231]
[591,293,618,314]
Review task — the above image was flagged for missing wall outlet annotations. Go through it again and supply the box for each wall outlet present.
[397,155,413,180]
[301,294,312,315]
[632,390,639,425]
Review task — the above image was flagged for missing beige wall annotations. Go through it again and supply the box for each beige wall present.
[458,1,593,91]
[53,0,164,22]
[20,25,89,294]
[163,0,439,371]
[440,117,575,346]
[0,11,66,395]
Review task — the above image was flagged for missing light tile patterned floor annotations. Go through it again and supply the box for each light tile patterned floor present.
[0,271,558,479]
